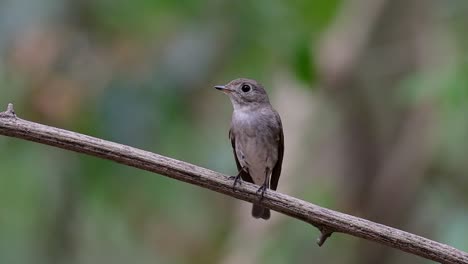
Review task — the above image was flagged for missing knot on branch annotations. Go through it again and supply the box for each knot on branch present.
[316,226,333,247]
[0,103,16,118]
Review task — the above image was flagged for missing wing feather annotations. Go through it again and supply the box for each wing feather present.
[270,113,284,191]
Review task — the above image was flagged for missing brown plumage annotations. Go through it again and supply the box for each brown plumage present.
[215,78,284,220]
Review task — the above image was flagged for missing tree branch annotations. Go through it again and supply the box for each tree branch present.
[0,103,466,264]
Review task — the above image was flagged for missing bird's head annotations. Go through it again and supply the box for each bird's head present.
[214,78,270,109]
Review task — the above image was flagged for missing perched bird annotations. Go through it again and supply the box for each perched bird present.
[215,78,284,220]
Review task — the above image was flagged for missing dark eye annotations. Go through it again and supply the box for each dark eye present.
[241,84,251,92]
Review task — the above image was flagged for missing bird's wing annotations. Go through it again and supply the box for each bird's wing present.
[229,128,254,183]
[270,113,284,191]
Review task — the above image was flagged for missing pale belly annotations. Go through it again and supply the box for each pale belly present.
[235,134,278,185]
[231,106,281,186]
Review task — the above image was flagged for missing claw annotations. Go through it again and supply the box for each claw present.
[256,167,270,200]
[229,167,248,191]
[228,174,242,190]
[256,183,268,200]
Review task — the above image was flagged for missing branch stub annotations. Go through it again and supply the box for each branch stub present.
[0,103,16,118]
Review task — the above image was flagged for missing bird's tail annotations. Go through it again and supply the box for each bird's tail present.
[252,204,270,220]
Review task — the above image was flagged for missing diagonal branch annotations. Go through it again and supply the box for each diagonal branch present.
[0,103,467,264]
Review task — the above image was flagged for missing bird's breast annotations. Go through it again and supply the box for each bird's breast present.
[231,108,279,184]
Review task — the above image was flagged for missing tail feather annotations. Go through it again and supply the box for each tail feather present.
[252,204,270,220]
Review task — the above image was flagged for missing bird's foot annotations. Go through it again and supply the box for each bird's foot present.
[228,174,242,190]
[256,183,268,201]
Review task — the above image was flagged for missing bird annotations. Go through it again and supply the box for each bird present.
[215,78,284,220]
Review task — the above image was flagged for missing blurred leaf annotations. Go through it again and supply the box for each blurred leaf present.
[292,37,316,86]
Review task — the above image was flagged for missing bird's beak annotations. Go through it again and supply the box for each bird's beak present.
[214,85,233,93]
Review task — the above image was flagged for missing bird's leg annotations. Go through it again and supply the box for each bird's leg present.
[256,167,270,200]
[229,167,247,189]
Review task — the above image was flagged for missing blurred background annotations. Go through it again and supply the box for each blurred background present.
[0,0,467,263]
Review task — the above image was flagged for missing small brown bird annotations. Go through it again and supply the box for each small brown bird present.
[215,78,284,220]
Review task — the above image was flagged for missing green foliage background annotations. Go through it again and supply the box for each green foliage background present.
[0,0,467,263]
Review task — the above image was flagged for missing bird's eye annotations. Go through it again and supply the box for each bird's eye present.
[241,84,251,92]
